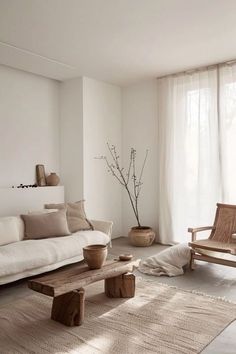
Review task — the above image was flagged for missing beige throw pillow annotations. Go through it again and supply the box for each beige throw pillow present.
[21,209,71,239]
[45,200,93,233]
[28,209,58,215]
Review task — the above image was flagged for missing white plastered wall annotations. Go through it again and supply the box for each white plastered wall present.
[60,77,123,237]
[0,65,60,187]
[122,79,158,236]
[83,77,122,237]
[59,77,84,202]
[0,65,158,238]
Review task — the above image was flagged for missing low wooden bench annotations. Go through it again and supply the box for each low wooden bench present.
[28,259,139,326]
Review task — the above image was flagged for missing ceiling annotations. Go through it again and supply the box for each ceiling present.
[1,0,236,86]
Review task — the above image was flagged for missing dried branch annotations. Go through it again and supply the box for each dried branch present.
[95,143,148,227]
[137,149,149,197]
[126,149,133,184]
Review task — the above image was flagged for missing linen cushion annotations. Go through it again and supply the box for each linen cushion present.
[0,217,20,246]
[21,210,71,239]
[28,209,58,215]
[15,216,25,241]
[0,230,110,280]
[45,200,93,233]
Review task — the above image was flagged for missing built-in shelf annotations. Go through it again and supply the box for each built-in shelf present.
[0,186,64,216]
[0,186,64,189]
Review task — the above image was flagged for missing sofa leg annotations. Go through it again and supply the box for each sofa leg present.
[51,288,85,326]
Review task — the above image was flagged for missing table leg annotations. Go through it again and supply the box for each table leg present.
[51,288,85,326]
[105,272,135,298]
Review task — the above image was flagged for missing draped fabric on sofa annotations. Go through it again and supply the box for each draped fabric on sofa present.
[157,63,236,244]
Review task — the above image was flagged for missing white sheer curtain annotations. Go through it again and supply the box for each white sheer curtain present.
[157,68,221,244]
[219,64,236,203]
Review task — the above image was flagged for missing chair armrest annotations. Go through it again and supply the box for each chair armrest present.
[188,226,214,233]
[188,226,214,242]
[90,219,113,239]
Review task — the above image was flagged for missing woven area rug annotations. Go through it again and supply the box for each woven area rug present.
[1,281,236,354]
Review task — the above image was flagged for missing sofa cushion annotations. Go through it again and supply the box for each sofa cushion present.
[28,209,58,215]
[21,209,71,239]
[15,216,25,241]
[45,200,93,233]
[0,217,20,246]
[0,230,110,278]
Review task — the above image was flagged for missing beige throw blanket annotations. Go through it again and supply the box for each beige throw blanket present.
[138,243,191,276]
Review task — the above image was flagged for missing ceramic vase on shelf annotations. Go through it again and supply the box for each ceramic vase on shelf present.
[46,172,60,186]
[128,226,155,247]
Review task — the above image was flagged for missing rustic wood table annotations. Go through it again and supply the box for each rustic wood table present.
[28,259,139,326]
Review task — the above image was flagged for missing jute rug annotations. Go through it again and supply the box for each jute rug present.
[0,281,236,354]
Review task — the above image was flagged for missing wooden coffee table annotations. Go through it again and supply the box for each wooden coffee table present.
[28,259,139,327]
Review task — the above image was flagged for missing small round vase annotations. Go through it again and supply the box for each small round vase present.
[83,244,108,269]
[46,172,60,186]
[128,226,155,247]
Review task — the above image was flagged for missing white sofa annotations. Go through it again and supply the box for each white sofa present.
[0,217,112,285]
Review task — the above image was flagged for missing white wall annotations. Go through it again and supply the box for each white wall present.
[0,65,60,187]
[0,65,158,239]
[122,79,158,236]
[83,77,122,237]
[60,77,84,201]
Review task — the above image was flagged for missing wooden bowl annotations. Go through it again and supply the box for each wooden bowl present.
[119,254,133,261]
[83,244,108,269]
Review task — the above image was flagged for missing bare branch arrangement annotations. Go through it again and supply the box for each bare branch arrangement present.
[96,143,148,227]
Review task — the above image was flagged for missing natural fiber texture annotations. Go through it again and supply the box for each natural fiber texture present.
[211,204,236,243]
[1,281,236,354]
[189,203,236,255]
[45,201,93,233]
[190,239,236,255]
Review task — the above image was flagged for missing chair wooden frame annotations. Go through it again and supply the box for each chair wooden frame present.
[188,203,236,270]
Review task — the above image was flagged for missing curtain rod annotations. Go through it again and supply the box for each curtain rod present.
[157,58,236,80]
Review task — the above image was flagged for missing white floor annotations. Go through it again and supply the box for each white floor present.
[0,237,236,354]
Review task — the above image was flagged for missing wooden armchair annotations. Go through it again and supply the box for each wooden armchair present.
[188,203,236,270]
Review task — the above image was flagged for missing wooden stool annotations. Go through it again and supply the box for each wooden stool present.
[28,259,139,327]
